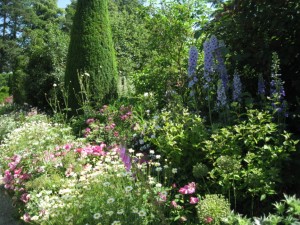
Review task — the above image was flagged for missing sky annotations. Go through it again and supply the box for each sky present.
[57,0,71,8]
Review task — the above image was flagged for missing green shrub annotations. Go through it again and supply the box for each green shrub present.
[0,114,21,143]
[203,109,298,214]
[144,105,208,180]
[196,194,231,225]
[65,0,118,114]
[0,114,74,167]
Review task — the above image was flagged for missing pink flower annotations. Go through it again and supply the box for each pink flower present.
[14,168,22,178]
[114,131,119,137]
[3,170,13,183]
[22,213,31,222]
[190,197,199,204]
[8,162,18,171]
[179,182,196,195]
[158,192,167,202]
[171,200,179,208]
[20,173,31,180]
[84,128,91,136]
[20,193,30,203]
[205,217,213,224]
[92,143,106,156]
[119,146,131,171]
[120,115,128,121]
[64,143,72,150]
[86,118,95,124]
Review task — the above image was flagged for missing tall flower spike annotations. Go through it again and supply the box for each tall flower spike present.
[232,72,242,102]
[217,79,227,108]
[203,40,214,89]
[215,49,228,89]
[188,46,198,78]
[270,52,286,114]
[257,74,265,95]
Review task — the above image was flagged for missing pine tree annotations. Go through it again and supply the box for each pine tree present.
[64,0,118,114]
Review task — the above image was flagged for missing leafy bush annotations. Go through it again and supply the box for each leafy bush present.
[0,86,9,103]
[196,194,231,225]
[144,106,208,180]
[224,194,300,224]
[0,114,74,168]
[0,114,21,143]
[203,109,298,214]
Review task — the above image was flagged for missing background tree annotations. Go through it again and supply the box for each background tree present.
[0,0,68,107]
[64,0,118,114]
[203,0,300,105]
[130,0,197,107]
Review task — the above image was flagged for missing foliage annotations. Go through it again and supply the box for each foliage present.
[109,0,150,86]
[23,23,69,110]
[196,194,231,225]
[130,1,196,107]
[203,0,300,103]
[143,105,208,180]
[0,114,74,167]
[0,113,21,143]
[18,146,169,224]
[224,194,300,224]
[71,104,138,147]
[203,109,298,214]
[65,0,118,115]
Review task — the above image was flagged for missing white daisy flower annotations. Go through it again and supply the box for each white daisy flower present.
[107,198,115,204]
[117,209,124,215]
[125,186,133,192]
[106,211,114,216]
[138,210,147,217]
[93,213,101,219]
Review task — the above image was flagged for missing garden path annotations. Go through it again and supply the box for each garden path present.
[0,177,23,225]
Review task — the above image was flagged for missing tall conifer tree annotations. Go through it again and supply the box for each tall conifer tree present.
[64,0,118,114]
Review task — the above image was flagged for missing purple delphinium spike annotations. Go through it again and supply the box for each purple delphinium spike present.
[270,53,287,116]
[257,75,265,95]
[217,79,227,108]
[232,72,242,102]
[188,46,198,78]
[203,40,214,89]
[119,146,131,171]
[215,49,228,89]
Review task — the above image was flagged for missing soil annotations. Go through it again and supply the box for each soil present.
[0,178,23,225]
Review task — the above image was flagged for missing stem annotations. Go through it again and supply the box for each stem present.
[201,176,210,194]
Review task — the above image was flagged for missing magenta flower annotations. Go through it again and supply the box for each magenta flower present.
[190,197,199,204]
[20,193,30,203]
[64,143,72,150]
[86,118,95,124]
[3,170,13,184]
[8,161,18,171]
[14,167,22,178]
[20,173,31,180]
[92,143,106,156]
[178,182,196,194]
[118,146,131,171]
